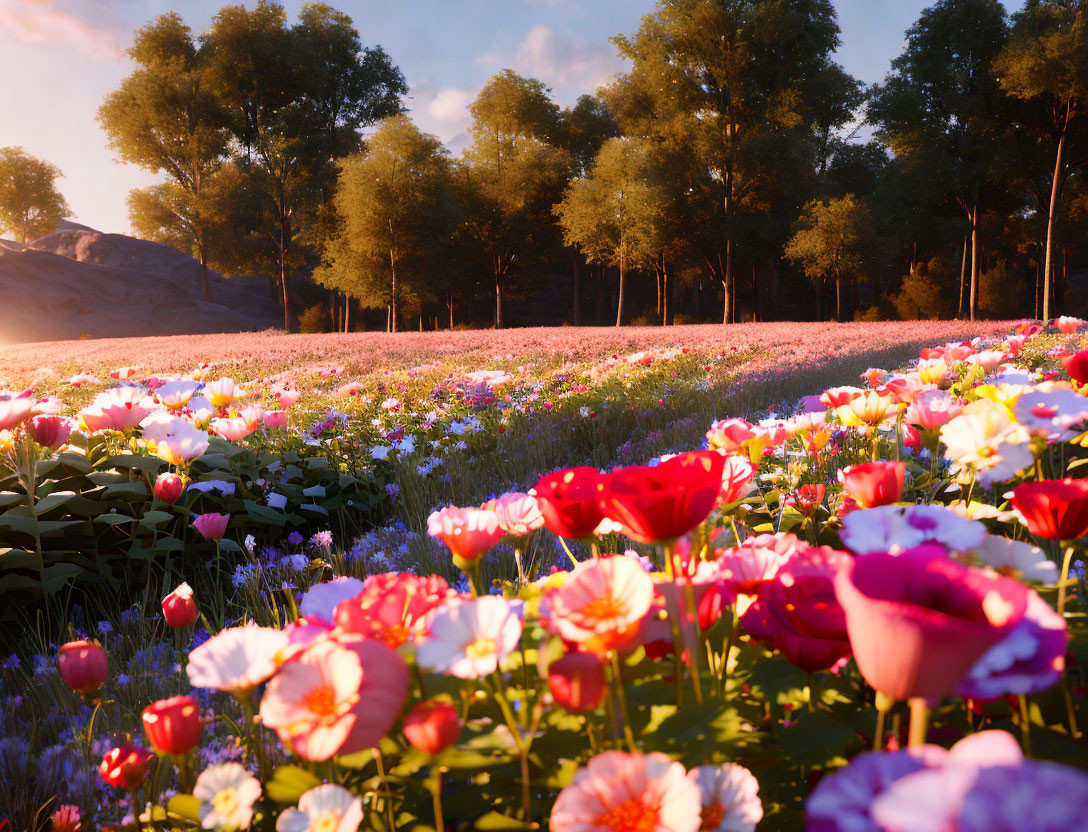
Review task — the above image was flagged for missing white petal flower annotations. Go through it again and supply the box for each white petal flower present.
[187,625,289,693]
[687,763,763,832]
[276,784,364,832]
[416,596,522,679]
[194,762,261,830]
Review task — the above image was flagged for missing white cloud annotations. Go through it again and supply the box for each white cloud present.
[482,24,626,97]
[428,87,475,124]
[0,0,122,61]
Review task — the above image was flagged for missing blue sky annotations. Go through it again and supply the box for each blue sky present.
[0,0,1023,235]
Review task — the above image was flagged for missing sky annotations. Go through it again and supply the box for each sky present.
[0,0,1024,235]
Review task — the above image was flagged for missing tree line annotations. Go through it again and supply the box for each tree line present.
[3,0,1087,330]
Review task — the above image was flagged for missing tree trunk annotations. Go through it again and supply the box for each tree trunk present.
[720,246,731,325]
[615,249,626,327]
[969,205,979,321]
[958,235,967,318]
[751,264,758,322]
[279,217,290,332]
[345,297,351,332]
[495,256,503,329]
[572,251,581,326]
[655,263,662,318]
[835,268,843,322]
[389,247,398,333]
[449,288,454,330]
[1043,128,1066,323]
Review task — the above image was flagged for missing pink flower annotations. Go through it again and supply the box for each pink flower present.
[906,389,964,432]
[186,624,288,693]
[29,415,71,448]
[714,533,803,614]
[1056,315,1085,334]
[426,506,503,563]
[79,387,153,432]
[489,492,545,536]
[550,750,701,832]
[333,636,409,756]
[415,596,522,678]
[263,410,288,429]
[706,417,758,453]
[202,377,236,407]
[209,417,253,441]
[717,454,755,506]
[259,639,363,761]
[834,546,1029,700]
[544,555,655,655]
[687,763,763,832]
[193,512,230,541]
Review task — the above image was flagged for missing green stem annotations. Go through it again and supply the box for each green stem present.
[430,771,444,832]
[609,651,637,752]
[1017,694,1032,756]
[1058,544,1075,616]
[908,697,929,748]
[373,748,397,832]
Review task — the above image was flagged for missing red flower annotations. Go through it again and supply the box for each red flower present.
[162,582,197,628]
[142,695,202,755]
[153,472,185,504]
[1011,478,1088,541]
[838,461,905,509]
[741,547,853,673]
[403,699,461,754]
[533,467,607,539]
[29,415,71,449]
[58,640,107,693]
[796,484,826,517]
[834,545,1029,700]
[548,650,607,713]
[598,451,726,543]
[98,746,153,790]
[332,636,410,757]
[1062,350,1088,385]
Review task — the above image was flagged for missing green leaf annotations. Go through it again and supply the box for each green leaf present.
[138,510,174,529]
[266,765,322,804]
[475,812,535,830]
[95,513,136,526]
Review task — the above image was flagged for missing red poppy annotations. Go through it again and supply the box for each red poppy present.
[142,696,202,755]
[99,746,153,790]
[58,640,107,693]
[334,572,454,647]
[403,699,461,754]
[1061,350,1088,385]
[534,467,607,539]
[838,461,905,509]
[1011,478,1088,541]
[548,650,607,713]
[834,545,1028,700]
[796,484,826,516]
[599,451,726,543]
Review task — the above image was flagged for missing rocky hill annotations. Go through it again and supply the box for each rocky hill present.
[0,222,281,344]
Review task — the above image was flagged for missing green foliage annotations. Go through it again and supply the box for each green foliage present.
[298,303,332,333]
[0,147,69,244]
[0,436,388,636]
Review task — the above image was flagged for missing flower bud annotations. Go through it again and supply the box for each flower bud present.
[162,582,197,628]
[263,410,289,429]
[548,651,607,713]
[58,640,107,693]
[29,415,71,449]
[98,746,153,790]
[192,512,230,541]
[142,695,202,755]
[153,472,185,505]
[402,699,461,754]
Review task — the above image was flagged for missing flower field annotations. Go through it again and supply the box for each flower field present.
[6,317,1088,831]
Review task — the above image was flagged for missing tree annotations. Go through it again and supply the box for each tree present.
[995,0,1088,320]
[202,1,405,330]
[98,12,228,301]
[785,194,879,321]
[0,147,68,244]
[609,0,850,324]
[869,0,1011,321]
[460,70,571,328]
[317,115,454,331]
[556,137,664,326]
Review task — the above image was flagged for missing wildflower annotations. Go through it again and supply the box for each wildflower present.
[905,389,964,432]
[550,750,701,832]
[259,640,362,761]
[402,699,461,754]
[29,414,71,448]
[299,577,366,624]
[192,513,230,541]
[0,396,33,431]
[334,573,453,647]
[143,696,202,755]
[838,461,905,510]
[416,596,523,679]
[162,582,198,628]
[534,467,607,539]
[154,472,185,504]
[1011,478,1088,541]
[276,785,364,832]
[99,746,153,790]
[544,555,655,654]
[687,763,763,832]
[940,399,1032,486]
[50,805,81,832]
[186,624,288,693]
[332,636,409,756]
[201,378,236,408]
[58,640,107,693]
[288,531,305,546]
[489,492,545,536]
[548,650,607,713]
[194,762,261,830]
[156,379,201,410]
[426,506,503,563]
[834,545,1029,700]
[840,504,986,555]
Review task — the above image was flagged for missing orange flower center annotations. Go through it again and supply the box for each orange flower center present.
[303,683,339,717]
[381,623,409,648]
[701,801,725,830]
[465,637,496,659]
[596,797,658,832]
[582,595,626,621]
[978,446,997,459]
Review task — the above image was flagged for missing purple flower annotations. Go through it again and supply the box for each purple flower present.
[957,761,1088,831]
[287,531,304,546]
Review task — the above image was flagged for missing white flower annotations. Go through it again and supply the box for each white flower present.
[276,784,363,832]
[971,535,1058,584]
[940,399,1033,486]
[841,505,987,555]
[687,763,763,832]
[299,577,365,623]
[194,762,261,830]
[141,412,209,463]
[267,492,288,510]
[186,625,289,693]
[157,379,202,410]
[1014,389,1088,442]
[416,596,522,679]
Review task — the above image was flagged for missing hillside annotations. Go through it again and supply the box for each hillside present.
[0,222,280,344]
